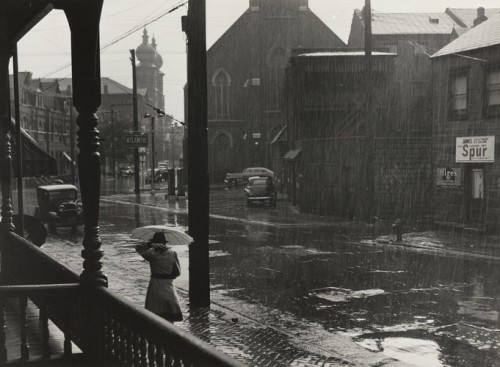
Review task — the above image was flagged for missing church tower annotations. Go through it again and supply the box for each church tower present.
[135,28,165,110]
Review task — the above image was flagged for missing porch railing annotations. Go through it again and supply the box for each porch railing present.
[0,231,242,366]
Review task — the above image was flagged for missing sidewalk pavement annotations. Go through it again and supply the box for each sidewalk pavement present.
[95,191,500,365]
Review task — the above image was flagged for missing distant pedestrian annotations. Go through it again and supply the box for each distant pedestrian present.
[135,232,183,322]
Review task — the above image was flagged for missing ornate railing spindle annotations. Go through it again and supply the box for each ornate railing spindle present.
[19,296,29,361]
[148,340,155,367]
[40,304,50,359]
[0,296,6,362]
[140,335,147,367]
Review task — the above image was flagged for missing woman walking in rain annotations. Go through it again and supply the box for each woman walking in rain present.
[135,232,183,322]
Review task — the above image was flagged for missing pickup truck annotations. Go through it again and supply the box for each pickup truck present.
[225,167,274,186]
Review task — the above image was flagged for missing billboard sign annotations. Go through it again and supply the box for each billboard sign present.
[456,136,495,163]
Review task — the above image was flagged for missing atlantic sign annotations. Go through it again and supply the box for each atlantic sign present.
[126,133,148,147]
[456,136,495,163]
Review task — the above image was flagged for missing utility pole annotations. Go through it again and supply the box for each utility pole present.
[130,50,140,195]
[110,109,116,179]
[183,0,210,307]
[365,0,375,220]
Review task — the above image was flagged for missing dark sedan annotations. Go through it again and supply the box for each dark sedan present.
[244,176,277,208]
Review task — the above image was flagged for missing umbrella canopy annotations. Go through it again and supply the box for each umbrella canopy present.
[131,225,193,246]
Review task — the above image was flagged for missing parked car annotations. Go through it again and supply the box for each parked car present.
[145,168,168,184]
[225,167,274,186]
[244,176,277,208]
[118,166,134,177]
[34,184,84,234]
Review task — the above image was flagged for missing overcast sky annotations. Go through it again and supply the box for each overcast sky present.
[13,0,500,120]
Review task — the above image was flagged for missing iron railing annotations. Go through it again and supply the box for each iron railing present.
[0,231,243,366]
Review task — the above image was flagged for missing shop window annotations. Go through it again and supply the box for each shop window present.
[449,72,467,119]
[486,68,500,116]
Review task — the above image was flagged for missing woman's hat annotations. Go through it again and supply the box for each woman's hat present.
[151,232,167,244]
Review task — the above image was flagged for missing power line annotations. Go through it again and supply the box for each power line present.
[42,1,187,78]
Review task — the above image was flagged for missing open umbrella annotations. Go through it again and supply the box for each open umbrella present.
[131,225,193,246]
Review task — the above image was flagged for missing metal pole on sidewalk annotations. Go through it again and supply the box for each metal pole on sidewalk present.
[184,0,210,307]
[111,109,116,179]
[130,50,140,195]
[150,116,156,195]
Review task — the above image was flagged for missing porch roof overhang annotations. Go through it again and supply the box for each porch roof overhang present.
[9,118,58,178]
[283,149,301,160]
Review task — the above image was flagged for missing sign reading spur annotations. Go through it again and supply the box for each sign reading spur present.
[456,136,495,163]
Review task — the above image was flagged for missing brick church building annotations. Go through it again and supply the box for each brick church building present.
[205,0,345,183]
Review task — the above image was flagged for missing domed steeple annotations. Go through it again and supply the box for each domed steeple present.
[151,35,163,69]
[136,28,156,66]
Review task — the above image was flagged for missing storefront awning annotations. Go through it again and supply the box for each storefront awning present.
[9,118,58,177]
[283,149,301,160]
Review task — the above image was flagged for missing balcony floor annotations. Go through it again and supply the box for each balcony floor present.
[2,298,83,366]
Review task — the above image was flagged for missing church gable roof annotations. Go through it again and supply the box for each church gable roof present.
[208,4,344,57]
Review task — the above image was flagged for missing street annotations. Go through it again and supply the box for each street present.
[17,180,500,366]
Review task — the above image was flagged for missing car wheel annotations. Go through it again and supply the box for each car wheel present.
[48,220,57,234]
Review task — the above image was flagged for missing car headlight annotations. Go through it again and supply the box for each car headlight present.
[58,204,65,212]
[77,202,83,213]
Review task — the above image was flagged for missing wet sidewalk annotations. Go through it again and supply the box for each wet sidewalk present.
[93,189,500,366]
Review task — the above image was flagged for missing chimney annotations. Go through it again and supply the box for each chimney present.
[250,0,259,12]
[473,7,488,27]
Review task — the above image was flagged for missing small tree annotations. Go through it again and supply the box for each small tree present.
[99,117,133,173]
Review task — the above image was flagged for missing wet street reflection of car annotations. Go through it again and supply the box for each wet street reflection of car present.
[244,176,276,208]
[34,184,83,234]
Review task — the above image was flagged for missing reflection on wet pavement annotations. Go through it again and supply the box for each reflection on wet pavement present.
[24,186,500,366]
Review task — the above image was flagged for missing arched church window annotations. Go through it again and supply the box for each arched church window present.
[213,69,230,119]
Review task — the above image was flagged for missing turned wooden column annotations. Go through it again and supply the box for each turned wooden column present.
[64,2,107,288]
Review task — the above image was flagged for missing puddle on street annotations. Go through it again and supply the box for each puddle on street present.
[357,337,442,366]
[208,220,500,365]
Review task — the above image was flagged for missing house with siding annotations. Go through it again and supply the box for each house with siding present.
[283,50,413,219]
[431,14,500,232]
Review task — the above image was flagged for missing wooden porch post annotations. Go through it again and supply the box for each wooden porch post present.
[64,2,107,288]
[64,2,106,362]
